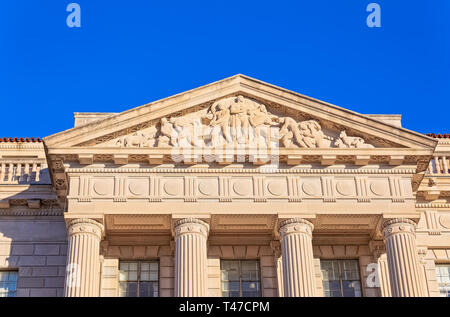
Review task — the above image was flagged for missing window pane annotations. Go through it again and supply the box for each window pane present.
[141,263,149,271]
[129,263,138,271]
[149,272,158,281]
[150,262,159,271]
[342,280,362,297]
[436,265,450,297]
[139,282,158,297]
[119,261,159,297]
[321,260,361,297]
[126,282,138,297]
[221,269,239,281]
[221,260,261,297]
[0,271,18,297]
[241,261,258,271]
[242,281,260,295]
[128,271,138,281]
[323,280,341,297]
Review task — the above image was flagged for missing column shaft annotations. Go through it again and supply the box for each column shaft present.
[382,218,424,297]
[64,218,104,297]
[174,218,209,297]
[378,254,392,297]
[278,218,316,297]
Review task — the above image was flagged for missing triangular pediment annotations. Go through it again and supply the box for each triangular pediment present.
[44,74,436,153]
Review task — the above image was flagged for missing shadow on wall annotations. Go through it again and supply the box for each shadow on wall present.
[0,179,68,297]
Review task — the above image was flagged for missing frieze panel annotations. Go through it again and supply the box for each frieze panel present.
[65,174,415,203]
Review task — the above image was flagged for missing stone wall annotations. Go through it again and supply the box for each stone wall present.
[0,217,67,297]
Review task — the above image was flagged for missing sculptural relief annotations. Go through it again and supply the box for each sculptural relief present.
[107,95,375,149]
[115,127,157,147]
[334,131,374,149]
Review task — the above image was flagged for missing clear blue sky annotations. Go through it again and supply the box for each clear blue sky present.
[1,1,449,137]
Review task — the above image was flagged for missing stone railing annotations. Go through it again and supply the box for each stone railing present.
[0,161,48,184]
[427,156,449,175]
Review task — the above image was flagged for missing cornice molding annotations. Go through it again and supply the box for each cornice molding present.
[0,144,44,150]
[0,209,64,216]
[65,167,417,174]
[416,203,450,209]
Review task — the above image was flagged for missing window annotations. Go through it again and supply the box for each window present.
[436,264,450,297]
[221,260,261,297]
[119,261,159,297]
[0,270,18,297]
[321,259,362,297]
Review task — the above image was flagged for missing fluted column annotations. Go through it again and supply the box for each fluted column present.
[377,254,392,297]
[64,218,104,297]
[382,218,425,297]
[174,218,209,297]
[278,218,316,297]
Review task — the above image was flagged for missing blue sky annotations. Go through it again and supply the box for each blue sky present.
[1,1,449,137]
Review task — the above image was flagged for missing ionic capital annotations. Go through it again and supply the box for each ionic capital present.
[278,218,314,239]
[173,218,209,239]
[382,218,416,239]
[67,218,104,240]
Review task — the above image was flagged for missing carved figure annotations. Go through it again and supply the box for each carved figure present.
[159,117,178,147]
[209,101,232,144]
[335,131,374,149]
[116,131,153,147]
[298,120,327,148]
[278,117,304,148]
[229,95,250,143]
[170,116,204,148]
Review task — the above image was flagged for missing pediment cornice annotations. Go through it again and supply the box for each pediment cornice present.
[44,74,437,150]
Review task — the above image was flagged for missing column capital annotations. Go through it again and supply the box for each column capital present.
[67,218,104,240]
[173,217,209,239]
[382,218,416,239]
[278,218,314,239]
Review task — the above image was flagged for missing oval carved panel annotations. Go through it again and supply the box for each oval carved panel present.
[93,181,109,196]
[233,180,253,196]
[336,181,355,196]
[128,181,146,196]
[163,181,183,196]
[267,181,286,196]
[302,182,321,197]
[370,181,388,196]
[198,180,218,196]
[439,215,450,229]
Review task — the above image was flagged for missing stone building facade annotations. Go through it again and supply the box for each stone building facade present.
[0,75,449,297]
